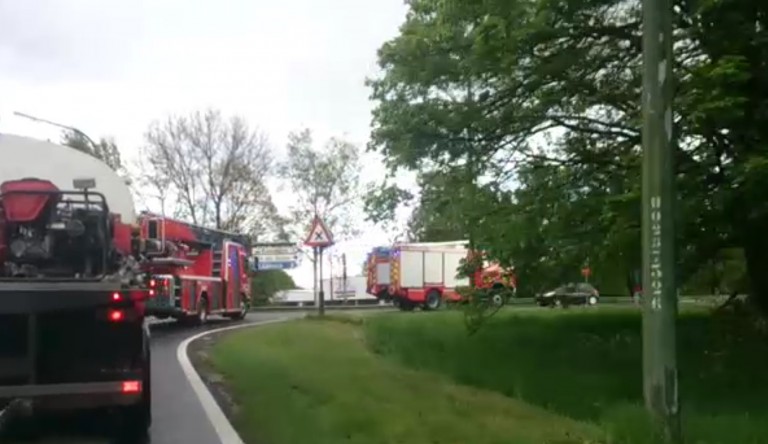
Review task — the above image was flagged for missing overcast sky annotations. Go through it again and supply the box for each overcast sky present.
[0,0,413,288]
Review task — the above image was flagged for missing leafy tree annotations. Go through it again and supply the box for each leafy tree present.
[366,0,767,313]
[141,108,284,239]
[404,169,476,242]
[130,153,173,217]
[61,130,124,173]
[250,270,298,304]
[278,128,364,298]
[278,129,363,240]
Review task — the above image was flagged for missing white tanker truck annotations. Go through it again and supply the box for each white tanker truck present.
[0,133,152,438]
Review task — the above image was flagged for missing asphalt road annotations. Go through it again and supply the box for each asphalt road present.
[0,311,302,444]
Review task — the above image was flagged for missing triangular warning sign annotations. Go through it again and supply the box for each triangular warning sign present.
[304,215,334,247]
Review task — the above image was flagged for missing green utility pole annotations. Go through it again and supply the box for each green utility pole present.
[641,0,681,441]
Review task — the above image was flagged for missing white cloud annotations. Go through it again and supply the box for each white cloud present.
[0,0,411,288]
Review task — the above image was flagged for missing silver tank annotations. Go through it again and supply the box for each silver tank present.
[0,133,137,224]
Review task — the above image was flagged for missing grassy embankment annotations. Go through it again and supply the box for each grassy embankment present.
[207,306,768,443]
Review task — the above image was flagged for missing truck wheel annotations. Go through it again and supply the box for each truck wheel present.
[423,290,442,311]
[230,298,248,320]
[491,293,505,307]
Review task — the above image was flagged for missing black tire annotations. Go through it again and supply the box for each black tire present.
[229,296,249,320]
[423,290,442,311]
[377,291,391,302]
[490,287,506,307]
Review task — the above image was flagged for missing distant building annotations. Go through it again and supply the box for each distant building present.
[272,275,376,304]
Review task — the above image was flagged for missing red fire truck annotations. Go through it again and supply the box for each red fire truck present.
[365,246,392,300]
[139,213,251,324]
[388,241,516,311]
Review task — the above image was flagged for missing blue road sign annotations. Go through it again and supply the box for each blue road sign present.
[256,261,299,271]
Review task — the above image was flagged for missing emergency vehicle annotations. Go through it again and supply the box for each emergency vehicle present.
[388,240,516,311]
[139,213,251,324]
[365,246,392,300]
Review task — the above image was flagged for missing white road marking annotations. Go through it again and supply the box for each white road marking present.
[176,316,301,444]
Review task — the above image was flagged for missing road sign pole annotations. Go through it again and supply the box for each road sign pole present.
[641,0,681,440]
[318,247,325,316]
[303,214,334,316]
[329,253,334,301]
[342,253,347,302]
[313,247,318,308]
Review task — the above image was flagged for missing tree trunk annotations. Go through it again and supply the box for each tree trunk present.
[742,223,768,315]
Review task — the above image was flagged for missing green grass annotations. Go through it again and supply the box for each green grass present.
[363,306,768,443]
[208,319,605,444]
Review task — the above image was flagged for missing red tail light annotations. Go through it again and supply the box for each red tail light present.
[121,380,141,394]
[148,289,155,297]
[108,309,124,322]
[111,292,122,302]
[149,279,156,288]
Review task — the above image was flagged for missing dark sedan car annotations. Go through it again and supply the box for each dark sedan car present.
[535,282,600,307]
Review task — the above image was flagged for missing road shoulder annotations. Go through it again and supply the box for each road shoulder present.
[177,317,299,444]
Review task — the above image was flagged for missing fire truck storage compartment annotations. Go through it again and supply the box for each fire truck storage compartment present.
[375,262,390,285]
[0,309,142,387]
[399,249,469,288]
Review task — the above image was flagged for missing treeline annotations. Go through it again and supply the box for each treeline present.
[364,0,767,308]
[61,108,365,245]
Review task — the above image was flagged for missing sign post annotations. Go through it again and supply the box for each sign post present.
[304,215,334,316]
[342,253,347,304]
[329,254,334,301]
[581,266,591,283]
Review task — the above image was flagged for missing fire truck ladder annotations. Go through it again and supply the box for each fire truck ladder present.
[212,250,223,277]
